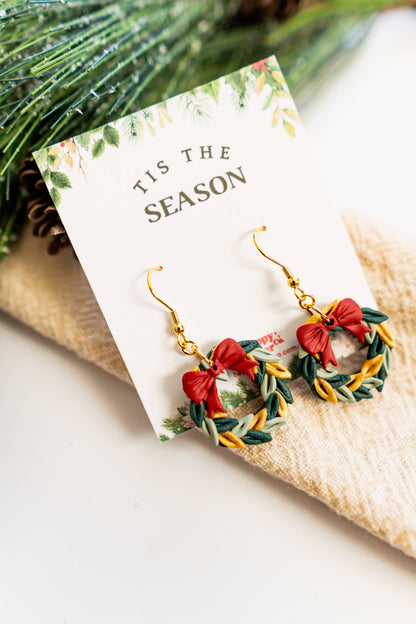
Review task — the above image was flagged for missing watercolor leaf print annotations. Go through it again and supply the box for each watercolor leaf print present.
[77,133,91,151]
[50,171,71,189]
[283,120,296,137]
[92,138,106,159]
[226,68,253,112]
[122,113,144,142]
[34,58,299,210]
[200,80,220,105]
[181,89,213,125]
[49,187,61,207]
[103,124,120,147]
[34,138,80,205]
[252,58,300,133]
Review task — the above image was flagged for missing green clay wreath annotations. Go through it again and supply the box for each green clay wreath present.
[183,339,293,448]
[297,301,396,403]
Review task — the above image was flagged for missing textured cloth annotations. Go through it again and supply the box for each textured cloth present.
[0,213,415,557]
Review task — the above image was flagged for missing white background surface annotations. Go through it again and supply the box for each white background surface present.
[0,9,415,624]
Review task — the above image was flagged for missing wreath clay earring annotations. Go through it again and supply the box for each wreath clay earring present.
[252,227,396,404]
[147,266,293,448]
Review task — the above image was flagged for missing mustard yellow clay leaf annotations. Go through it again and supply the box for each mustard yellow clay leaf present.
[376,323,396,348]
[265,362,291,379]
[346,373,364,392]
[252,408,267,431]
[218,431,245,449]
[362,354,384,377]
[313,378,338,403]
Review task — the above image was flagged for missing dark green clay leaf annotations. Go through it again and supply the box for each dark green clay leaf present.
[375,366,387,392]
[265,393,279,419]
[367,334,386,359]
[328,374,351,388]
[299,354,317,386]
[361,308,388,324]
[213,417,238,433]
[242,431,272,445]
[240,340,260,353]
[190,401,205,427]
[254,361,266,384]
[275,377,294,404]
[352,386,373,401]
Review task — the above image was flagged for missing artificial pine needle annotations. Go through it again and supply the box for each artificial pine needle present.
[0,0,413,260]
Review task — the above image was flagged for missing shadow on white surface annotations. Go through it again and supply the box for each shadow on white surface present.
[1,310,415,624]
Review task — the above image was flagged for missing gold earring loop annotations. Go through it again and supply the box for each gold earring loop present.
[252,226,330,322]
[146,265,213,366]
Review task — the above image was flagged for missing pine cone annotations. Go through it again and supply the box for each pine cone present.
[236,0,303,22]
[18,158,70,255]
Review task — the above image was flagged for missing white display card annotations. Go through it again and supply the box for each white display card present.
[33,57,375,441]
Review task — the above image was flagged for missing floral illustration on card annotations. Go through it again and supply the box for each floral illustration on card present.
[33,57,299,208]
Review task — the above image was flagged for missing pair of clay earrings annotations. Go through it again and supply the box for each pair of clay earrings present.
[147,226,395,449]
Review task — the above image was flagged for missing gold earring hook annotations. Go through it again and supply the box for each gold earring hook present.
[253,226,293,280]
[146,266,213,365]
[252,226,330,322]
[147,266,175,313]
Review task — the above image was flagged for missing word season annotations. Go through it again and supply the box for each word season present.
[142,166,246,223]
[132,145,246,224]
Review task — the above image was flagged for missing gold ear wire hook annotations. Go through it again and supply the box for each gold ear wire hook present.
[147,266,175,313]
[253,226,294,280]
[252,226,330,322]
[146,266,213,365]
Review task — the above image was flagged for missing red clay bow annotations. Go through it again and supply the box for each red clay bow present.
[182,338,258,418]
[296,298,372,370]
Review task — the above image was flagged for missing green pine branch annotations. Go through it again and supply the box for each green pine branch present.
[0,0,241,257]
[0,165,24,262]
[0,0,414,260]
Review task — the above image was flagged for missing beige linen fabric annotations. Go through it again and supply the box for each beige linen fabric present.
[0,213,415,557]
